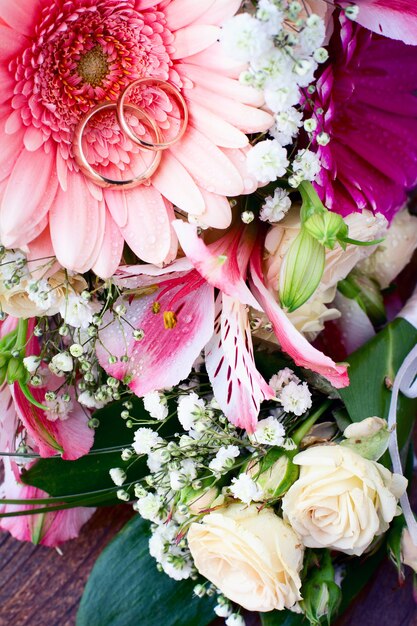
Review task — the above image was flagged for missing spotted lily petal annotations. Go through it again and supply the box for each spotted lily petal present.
[205,294,275,433]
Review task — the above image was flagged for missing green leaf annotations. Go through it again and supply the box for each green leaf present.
[21,398,151,507]
[339,317,417,451]
[77,516,216,626]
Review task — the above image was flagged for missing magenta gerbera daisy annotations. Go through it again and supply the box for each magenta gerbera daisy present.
[312,13,417,221]
[0,0,273,276]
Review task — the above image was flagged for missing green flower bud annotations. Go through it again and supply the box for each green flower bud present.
[7,357,28,384]
[341,417,390,461]
[304,211,348,250]
[280,229,325,312]
[301,551,341,626]
[246,448,299,499]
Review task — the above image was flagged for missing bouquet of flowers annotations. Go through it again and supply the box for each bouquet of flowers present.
[1,0,417,624]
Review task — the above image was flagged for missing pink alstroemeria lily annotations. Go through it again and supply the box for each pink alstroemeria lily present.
[97,219,348,432]
[96,259,216,396]
[0,458,94,547]
[95,256,274,432]
[173,220,349,389]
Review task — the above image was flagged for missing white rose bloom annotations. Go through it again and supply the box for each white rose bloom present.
[247,140,289,184]
[188,504,304,612]
[230,474,264,504]
[282,445,407,556]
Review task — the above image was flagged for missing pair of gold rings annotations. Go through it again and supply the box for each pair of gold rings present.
[73,78,189,190]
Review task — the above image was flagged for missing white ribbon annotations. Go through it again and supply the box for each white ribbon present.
[388,342,417,545]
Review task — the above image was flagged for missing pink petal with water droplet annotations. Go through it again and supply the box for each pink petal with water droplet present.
[173,220,261,309]
[96,268,215,395]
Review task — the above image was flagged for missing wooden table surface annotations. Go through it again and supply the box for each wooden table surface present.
[0,501,416,626]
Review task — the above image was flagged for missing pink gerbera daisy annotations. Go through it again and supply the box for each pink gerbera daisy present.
[0,0,273,277]
[312,13,417,221]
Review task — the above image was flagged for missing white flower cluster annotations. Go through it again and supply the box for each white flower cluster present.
[220,1,327,210]
[269,368,312,416]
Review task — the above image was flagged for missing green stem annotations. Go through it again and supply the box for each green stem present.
[15,318,29,352]
[292,400,332,446]
[19,382,51,412]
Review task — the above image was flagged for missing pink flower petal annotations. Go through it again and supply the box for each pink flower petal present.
[96,267,215,395]
[172,25,220,59]
[206,295,275,432]
[0,382,17,452]
[152,151,205,215]
[249,251,350,389]
[50,171,105,273]
[92,212,124,279]
[13,380,94,461]
[120,185,176,265]
[0,0,43,36]
[0,146,58,247]
[0,23,28,61]
[188,101,249,149]
[179,63,264,106]
[186,42,247,78]
[173,220,261,309]
[198,188,232,229]
[171,126,244,196]
[0,459,94,547]
[184,84,274,133]
[164,0,216,31]
[192,0,242,25]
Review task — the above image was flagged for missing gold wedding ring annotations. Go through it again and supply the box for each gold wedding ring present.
[73,102,162,189]
[117,78,189,151]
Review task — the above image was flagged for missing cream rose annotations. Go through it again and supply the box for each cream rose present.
[187,503,303,612]
[282,445,407,556]
[0,269,87,318]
